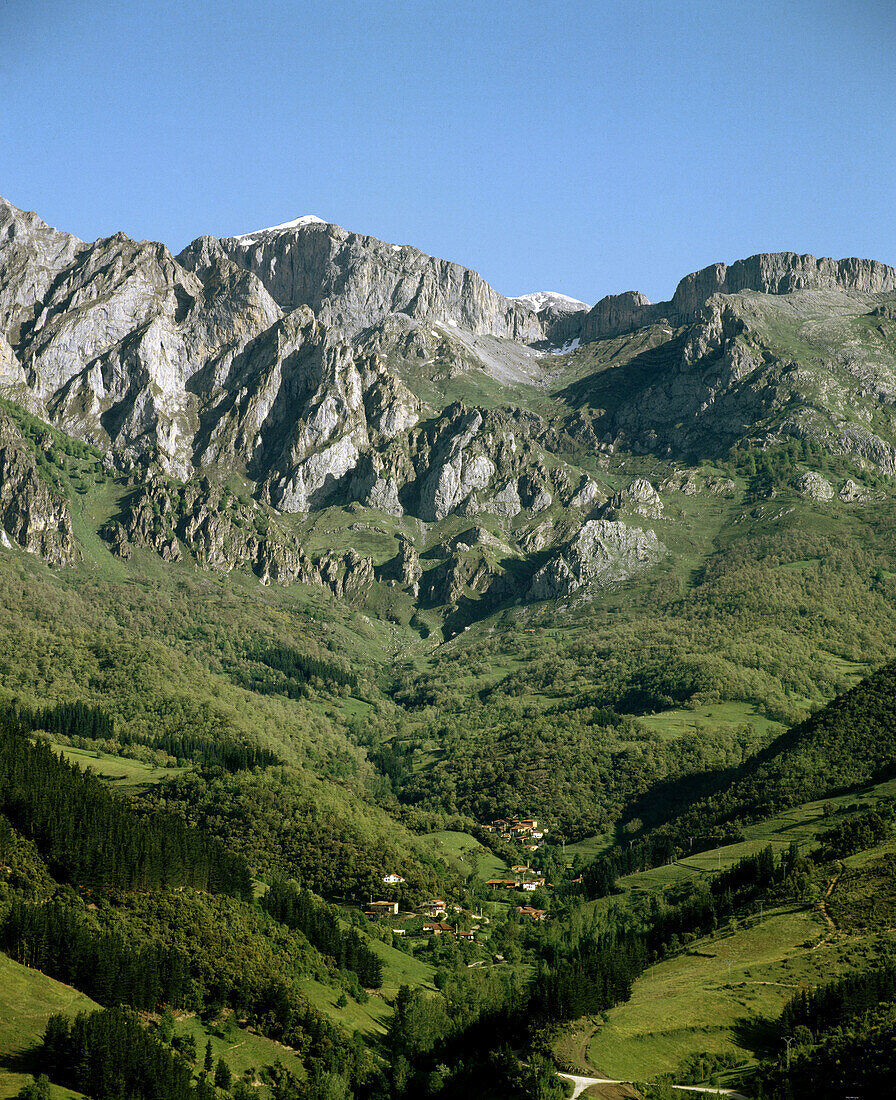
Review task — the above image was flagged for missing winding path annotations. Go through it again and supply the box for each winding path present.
[557,1073,624,1099]
[557,1073,749,1099]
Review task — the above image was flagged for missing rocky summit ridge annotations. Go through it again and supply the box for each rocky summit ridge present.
[2,193,896,625]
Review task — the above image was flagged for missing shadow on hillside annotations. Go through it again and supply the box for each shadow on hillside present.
[553,332,689,414]
[732,1013,780,1060]
[0,1042,44,1078]
[622,764,741,831]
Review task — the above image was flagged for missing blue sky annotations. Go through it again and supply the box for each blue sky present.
[2,0,894,305]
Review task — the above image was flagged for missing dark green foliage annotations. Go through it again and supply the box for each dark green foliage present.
[0,886,359,1075]
[121,726,282,771]
[2,698,282,772]
[226,641,357,700]
[754,1005,896,1098]
[815,806,892,861]
[781,956,896,1035]
[0,717,252,896]
[727,439,864,499]
[642,845,811,959]
[145,768,455,903]
[262,877,383,987]
[215,1057,232,1090]
[581,659,896,896]
[14,1075,50,1100]
[674,659,896,834]
[9,700,114,741]
[41,1007,212,1100]
[532,932,645,1020]
[1,899,193,1009]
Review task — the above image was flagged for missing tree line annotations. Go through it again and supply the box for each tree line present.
[3,699,282,773]
[226,640,358,700]
[0,715,252,895]
[261,876,383,988]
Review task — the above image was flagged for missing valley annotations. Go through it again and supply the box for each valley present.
[1,196,896,1097]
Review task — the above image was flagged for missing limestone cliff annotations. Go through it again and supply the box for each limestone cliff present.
[214,219,548,340]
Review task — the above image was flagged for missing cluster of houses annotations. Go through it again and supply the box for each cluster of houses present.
[485,863,547,893]
[366,857,551,940]
[516,905,547,921]
[365,893,483,938]
[481,817,545,851]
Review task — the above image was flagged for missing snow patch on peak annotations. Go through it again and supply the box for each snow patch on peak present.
[513,291,589,313]
[234,215,327,243]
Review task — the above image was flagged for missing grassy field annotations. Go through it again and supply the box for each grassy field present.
[299,931,436,1037]
[0,954,98,1099]
[172,1012,307,1085]
[422,830,510,881]
[299,979,392,1037]
[559,778,896,1083]
[585,905,842,1081]
[368,934,436,996]
[635,701,783,743]
[49,742,188,787]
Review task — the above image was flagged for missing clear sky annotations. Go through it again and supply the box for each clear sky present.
[2,0,894,305]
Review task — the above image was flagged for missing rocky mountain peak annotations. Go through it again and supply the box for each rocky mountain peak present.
[669,252,896,322]
[0,197,86,338]
[211,219,551,341]
[234,214,328,243]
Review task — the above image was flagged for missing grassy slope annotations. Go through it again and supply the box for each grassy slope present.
[559,778,896,1083]
[50,742,188,787]
[172,1013,307,1085]
[420,830,510,882]
[0,955,98,1100]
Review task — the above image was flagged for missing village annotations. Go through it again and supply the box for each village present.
[364,817,550,942]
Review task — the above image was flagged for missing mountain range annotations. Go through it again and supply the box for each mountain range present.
[5,196,896,1095]
[3,195,896,632]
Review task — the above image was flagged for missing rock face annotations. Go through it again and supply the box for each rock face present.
[529,519,665,600]
[579,291,658,341]
[104,475,374,597]
[599,478,664,520]
[566,253,896,341]
[0,411,77,565]
[0,198,85,338]
[793,471,834,501]
[669,253,896,323]
[4,193,896,606]
[215,219,548,341]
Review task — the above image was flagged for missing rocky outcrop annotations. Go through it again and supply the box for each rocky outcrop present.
[838,478,865,502]
[102,481,182,561]
[103,475,373,596]
[0,412,77,565]
[512,291,590,346]
[563,254,896,344]
[0,198,85,338]
[793,470,834,501]
[669,253,896,323]
[416,408,496,521]
[379,535,422,594]
[214,219,546,341]
[528,519,665,600]
[579,291,660,341]
[5,210,282,477]
[421,547,506,607]
[599,478,664,520]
